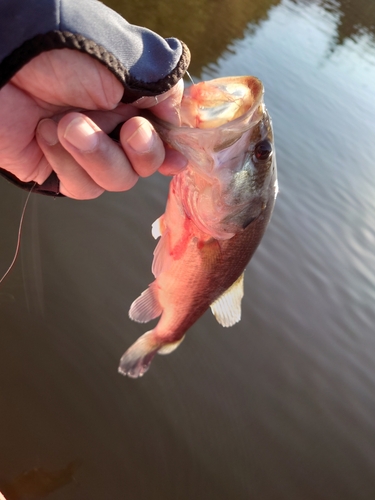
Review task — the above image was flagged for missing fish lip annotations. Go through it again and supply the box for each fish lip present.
[150,102,263,134]
[146,76,265,134]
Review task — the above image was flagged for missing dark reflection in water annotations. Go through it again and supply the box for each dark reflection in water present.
[108,0,375,76]
[0,462,79,500]
[320,0,375,45]
[109,0,280,76]
[1,0,375,499]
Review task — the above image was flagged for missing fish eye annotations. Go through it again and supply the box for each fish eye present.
[254,139,273,161]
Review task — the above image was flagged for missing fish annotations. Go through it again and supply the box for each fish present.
[119,76,278,378]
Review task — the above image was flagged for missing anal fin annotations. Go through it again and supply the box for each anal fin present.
[129,285,162,323]
[210,273,244,327]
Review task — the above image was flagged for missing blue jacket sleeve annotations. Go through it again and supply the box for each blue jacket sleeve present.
[0,0,190,195]
[0,0,190,100]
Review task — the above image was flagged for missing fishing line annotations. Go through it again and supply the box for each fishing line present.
[186,71,195,85]
[0,182,36,284]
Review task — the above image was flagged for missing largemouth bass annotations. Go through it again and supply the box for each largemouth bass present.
[119,76,278,378]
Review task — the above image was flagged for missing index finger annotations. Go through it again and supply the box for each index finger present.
[132,80,184,126]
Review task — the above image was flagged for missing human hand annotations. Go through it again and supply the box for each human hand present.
[0,49,187,199]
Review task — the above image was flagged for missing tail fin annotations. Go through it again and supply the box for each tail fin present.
[118,330,160,378]
[118,331,186,378]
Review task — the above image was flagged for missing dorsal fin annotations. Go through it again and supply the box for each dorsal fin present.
[210,273,244,327]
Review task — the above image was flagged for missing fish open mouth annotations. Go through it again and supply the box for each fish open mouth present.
[179,76,265,129]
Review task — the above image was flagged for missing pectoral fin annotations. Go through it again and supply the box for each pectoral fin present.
[210,273,244,327]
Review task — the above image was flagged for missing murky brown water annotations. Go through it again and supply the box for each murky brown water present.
[1,1,375,498]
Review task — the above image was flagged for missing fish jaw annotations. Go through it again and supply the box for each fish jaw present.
[179,76,264,129]
[151,77,265,178]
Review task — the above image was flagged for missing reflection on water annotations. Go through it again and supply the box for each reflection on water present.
[110,0,280,76]
[0,461,79,500]
[1,0,375,499]
[319,0,375,46]
[109,0,375,77]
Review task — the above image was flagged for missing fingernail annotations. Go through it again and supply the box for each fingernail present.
[63,116,98,152]
[127,122,155,153]
[38,119,58,146]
